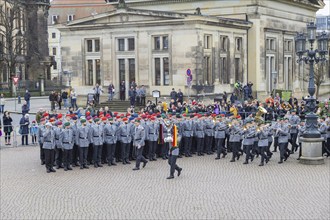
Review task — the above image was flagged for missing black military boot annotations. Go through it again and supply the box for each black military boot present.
[259,162,264,166]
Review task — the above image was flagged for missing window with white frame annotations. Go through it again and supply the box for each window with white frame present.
[154,57,170,86]
[153,35,169,50]
[266,38,276,51]
[52,15,58,24]
[85,59,101,86]
[52,47,56,56]
[236,37,242,52]
[85,39,100,53]
[51,32,56,39]
[67,14,74,22]
[204,34,212,49]
[284,39,293,52]
[220,36,229,52]
[116,37,135,52]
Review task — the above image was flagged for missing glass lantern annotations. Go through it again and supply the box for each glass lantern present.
[307,22,317,42]
[295,33,306,55]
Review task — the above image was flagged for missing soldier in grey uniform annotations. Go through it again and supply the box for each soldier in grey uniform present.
[257,124,270,166]
[277,119,291,164]
[90,118,104,168]
[54,121,64,169]
[77,118,90,169]
[146,117,159,161]
[288,110,300,153]
[133,118,148,170]
[204,116,215,155]
[242,122,256,164]
[194,116,205,156]
[297,121,306,160]
[62,122,74,171]
[214,117,227,159]
[326,117,330,157]
[37,118,46,165]
[86,116,94,165]
[118,118,132,165]
[70,116,79,167]
[182,115,193,157]
[103,117,118,166]
[272,119,280,152]
[229,120,242,162]
[166,121,182,179]
[318,117,328,157]
[43,122,56,173]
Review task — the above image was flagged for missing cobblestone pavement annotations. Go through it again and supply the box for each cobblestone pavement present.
[1,146,329,220]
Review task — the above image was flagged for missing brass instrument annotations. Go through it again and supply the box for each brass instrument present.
[255,106,267,124]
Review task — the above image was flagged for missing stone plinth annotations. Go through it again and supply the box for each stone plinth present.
[299,137,324,165]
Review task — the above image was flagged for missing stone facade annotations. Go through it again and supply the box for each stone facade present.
[57,0,329,98]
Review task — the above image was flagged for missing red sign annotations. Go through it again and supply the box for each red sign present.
[13,77,19,85]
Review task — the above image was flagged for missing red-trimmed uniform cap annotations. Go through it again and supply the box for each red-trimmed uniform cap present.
[123,118,128,122]
[101,117,107,121]
[57,114,63,119]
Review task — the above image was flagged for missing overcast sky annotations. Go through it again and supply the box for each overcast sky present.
[317,0,330,15]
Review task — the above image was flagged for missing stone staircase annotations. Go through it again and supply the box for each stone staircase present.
[97,100,144,113]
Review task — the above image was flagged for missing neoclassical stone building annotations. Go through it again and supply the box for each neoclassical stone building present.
[57,0,329,98]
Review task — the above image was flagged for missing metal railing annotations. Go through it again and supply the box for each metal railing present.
[0,124,39,148]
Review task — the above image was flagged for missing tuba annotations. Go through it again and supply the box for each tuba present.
[255,106,268,124]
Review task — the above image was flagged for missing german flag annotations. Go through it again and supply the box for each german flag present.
[172,125,178,147]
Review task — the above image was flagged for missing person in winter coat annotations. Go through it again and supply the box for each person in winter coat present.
[20,114,30,145]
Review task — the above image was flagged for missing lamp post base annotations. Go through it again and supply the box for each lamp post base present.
[299,137,324,165]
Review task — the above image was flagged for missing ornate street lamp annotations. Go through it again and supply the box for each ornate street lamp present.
[295,22,329,139]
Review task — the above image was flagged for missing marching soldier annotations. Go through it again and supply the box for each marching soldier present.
[54,121,64,169]
[37,118,46,165]
[43,122,56,173]
[146,116,159,161]
[297,121,306,160]
[133,118,148,170]
[90,118,104,168]
[257,123,270,166]
[272,119,280,152]
[77,118,90,169]
[103,117,118,166]
[326,117,330,157]
[318,117,328,157]
[277,119,290,164]
[242,121,256,164]
[62,122,74,171]
[229,120,242,162]
[70,116,80,167]
[166,120,182,180]
[182,114,193,157]
[86,116,94,165]
[214,116,227,159]
[118,118,132,165]
[194,115,205,156]
[288,109,300,153]
[204,115,215,155]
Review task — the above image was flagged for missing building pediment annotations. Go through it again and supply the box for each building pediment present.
[66,7,187,26]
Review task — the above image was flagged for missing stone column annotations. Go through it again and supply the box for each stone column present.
[299,137,325,165]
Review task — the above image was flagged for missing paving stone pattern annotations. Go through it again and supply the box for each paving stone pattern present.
[1,147,329,220]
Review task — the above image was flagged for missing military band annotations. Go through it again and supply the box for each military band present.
[36,110,330,179]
